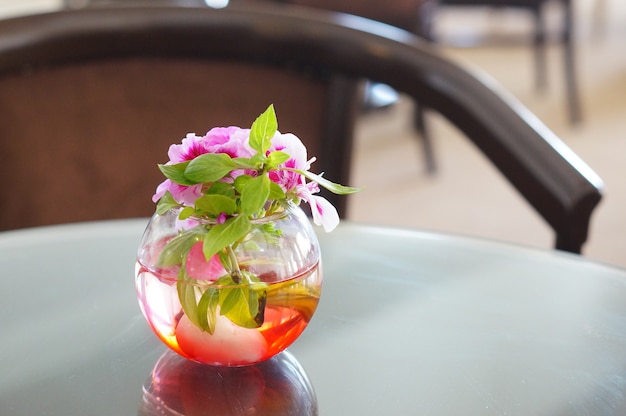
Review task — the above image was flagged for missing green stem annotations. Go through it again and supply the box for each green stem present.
[226,245,246,284]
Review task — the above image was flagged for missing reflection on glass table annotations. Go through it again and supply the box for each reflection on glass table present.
[139,350,317,416]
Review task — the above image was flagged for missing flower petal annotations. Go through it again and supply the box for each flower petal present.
[152,179,171,203]
[299,188,339,232]
[153,180,203,205]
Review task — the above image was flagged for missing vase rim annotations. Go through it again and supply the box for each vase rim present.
[166,200,299,225]
[147,258,319,288]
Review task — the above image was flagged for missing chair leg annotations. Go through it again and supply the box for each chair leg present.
[591,0,607,38]
[413,103,436,174]
[532,4,547,92]
[555,234,582,254]
[414,0,437,174]
[562,0,583,123]
[321,75,361,218]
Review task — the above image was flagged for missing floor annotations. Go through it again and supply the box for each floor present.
[348,0,626,268]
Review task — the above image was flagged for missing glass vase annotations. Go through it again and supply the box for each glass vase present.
[135,203,322,366]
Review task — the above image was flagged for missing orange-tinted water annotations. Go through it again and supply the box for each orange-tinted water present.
[136,263,321,366]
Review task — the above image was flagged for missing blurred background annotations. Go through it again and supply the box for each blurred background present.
[1,0,624,267]
[347,0,626,268]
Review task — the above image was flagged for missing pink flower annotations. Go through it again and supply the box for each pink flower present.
[297,181,339,232]
[185,242,227,281]
[268,132,339,232]
[153,125,343,232]
[153,127,254,204]
[153,180,203,205]
[267,132,310,193]
[203,127,254,159]
[167,133,211,163]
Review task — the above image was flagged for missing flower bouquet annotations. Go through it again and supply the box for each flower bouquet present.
[135,105,359,366]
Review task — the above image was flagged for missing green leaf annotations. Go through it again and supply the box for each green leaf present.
[288,168,363,195]
[196,287,220,334]
[202,215,252,260]
[268,181,286,200]
[178,206,196,220]
[232,157,258,170]
[249,104,278,154]
[217,251,232,271]
[266,150,290,168]
[241,174,270,215]
[207,181,236,199]
[249,153,268,165]
[194,194,237,216]
[219,285,266,329]
[233,174,253,194]
[157,229,202,267]
[184,153,236,183]
[156,191,180,215]
[177,273,201,328]
[219,286,242,316]
[158,162,196,185]
[261,221,283,239]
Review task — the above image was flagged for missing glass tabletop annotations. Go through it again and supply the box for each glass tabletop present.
[1,219,625,415]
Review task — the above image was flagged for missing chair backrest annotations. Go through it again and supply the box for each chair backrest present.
[0,4,602,253]
[0,5,361,230]
[437,0,547,6]
[273,0,432,33]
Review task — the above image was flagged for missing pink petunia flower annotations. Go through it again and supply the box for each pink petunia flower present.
[267,132,311,193]
[268,132,339,232]
[204,127,254,159]
[152,179,204,205]
[297,181,339,232]
[153,127,254,204]
[153,124,343,233]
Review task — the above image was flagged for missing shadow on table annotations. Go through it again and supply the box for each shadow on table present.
[138,349,317,415]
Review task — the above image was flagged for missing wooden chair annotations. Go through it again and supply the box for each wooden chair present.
[427,0,582,124]
[0,4,601,252]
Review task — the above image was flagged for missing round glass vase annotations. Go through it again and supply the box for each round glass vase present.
[135,203,322,366]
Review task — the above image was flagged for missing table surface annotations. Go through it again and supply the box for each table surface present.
[1,219,625,415]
